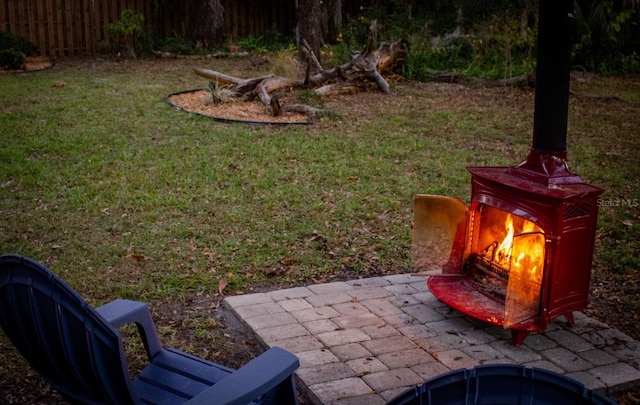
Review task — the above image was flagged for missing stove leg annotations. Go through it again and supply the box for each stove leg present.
[564,312,575,327]
[510,329,530,346]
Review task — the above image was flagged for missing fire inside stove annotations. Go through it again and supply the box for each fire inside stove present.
[466,206,545,327]
[412,164,603,346]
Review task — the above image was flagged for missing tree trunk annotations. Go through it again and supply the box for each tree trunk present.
[187,0,225,48]
[321,0,343,44]
[297,0,322,63]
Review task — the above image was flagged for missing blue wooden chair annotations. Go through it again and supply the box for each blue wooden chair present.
[0,254,299,405]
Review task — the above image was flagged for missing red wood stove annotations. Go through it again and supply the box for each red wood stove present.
[412,0,604,345]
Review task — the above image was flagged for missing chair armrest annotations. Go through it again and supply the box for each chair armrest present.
[185,346,300,405]
[96,299,163,359]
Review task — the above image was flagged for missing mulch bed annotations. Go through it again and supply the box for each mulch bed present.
[167,89,311,125]
[0,56,54,73]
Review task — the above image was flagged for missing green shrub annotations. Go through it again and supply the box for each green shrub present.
[0,49,26,70]
[620,52,640,74]
[297,89,324,108]
[339,3,538,81]
[108,9,147,58]
[157,36,195,55]
[263,28,293,51]
[206,81,237,104]
[573,1,640,74]
[0,30,36,70]
[340,2,637,79]
[326,42,352,66]
[237,35,268,53]
[402,36,479,81]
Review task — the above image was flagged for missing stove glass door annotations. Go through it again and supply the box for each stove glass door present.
[413,195,467,275]
[504,232,545,326]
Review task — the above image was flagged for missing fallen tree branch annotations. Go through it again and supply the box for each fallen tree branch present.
[255,76,300,114]
[283,104,339,121]
[302,39,323,72]
[569,91,628,103]
[194,68,304,115]
[307,39,405,92]
[429,71,536,88]
[314,82,364,96]
[193,67,243,85]
[190,21,407,119]
[368,70,390,94]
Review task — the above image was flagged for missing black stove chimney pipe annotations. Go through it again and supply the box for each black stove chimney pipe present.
[532,0,574,152]
[510,0,583,184]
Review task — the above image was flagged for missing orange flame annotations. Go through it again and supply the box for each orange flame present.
[512,220,545,285]
[489,213,545,288]
[494,214,515,267]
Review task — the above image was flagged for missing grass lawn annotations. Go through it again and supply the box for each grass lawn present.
[1,56,639,403]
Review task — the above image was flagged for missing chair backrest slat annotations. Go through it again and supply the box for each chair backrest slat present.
[0,254,138,404]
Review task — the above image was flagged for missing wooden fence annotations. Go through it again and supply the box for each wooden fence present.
[0,0,304,57]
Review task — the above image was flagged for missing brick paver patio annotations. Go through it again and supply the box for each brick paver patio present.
[224,274,640,404]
